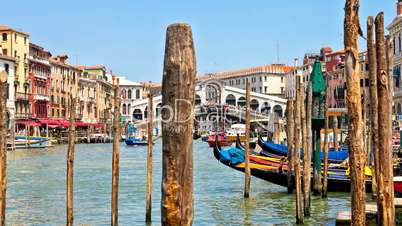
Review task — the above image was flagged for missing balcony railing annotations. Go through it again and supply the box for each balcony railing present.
[15,92,30,101]
[15,113,32,119]
[33,94,49,101]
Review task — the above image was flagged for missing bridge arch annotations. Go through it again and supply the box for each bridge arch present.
[200,79,224,105]
[273,105,283,117]
[237,96,246,107]
[250,99,259,111]
[261,102,271,114]
[225,94,236,106]
[133,108,143,120]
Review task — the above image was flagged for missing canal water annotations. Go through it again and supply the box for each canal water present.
[6,140,350,225]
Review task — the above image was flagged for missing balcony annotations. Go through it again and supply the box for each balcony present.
[15,92,30,102]
[15,113,32,119]
[33,94,49,101]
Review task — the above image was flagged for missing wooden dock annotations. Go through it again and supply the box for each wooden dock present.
[336,198,402,225]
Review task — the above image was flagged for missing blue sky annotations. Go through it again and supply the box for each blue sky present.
[0,0,395,82]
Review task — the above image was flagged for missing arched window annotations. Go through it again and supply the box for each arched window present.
[128,90,132,99]
[136,89,140,99]
[121,89,127,99]
[127,104,131,115]
[122,104,127,115]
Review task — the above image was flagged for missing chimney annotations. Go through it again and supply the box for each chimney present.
[398,0,402,16]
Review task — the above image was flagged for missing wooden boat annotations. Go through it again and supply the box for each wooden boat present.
[13,136,51,149]
[213,141,372,192]
[226,124,246,142]
[207,135,232,147]
[125,137,152,146]
[257,135,349,163]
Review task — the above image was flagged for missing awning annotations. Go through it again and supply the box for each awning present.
[16,120,41,127]
[75,121,90,127]
[38,119,62,127]
[92,123,106,128]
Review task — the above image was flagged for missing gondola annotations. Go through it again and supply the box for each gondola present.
[257,135,349,163]
[193,132,202,140]
[213,140,372,192]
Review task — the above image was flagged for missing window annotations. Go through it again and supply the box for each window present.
[281,77,284,83]
[264,86,267,93]
[399,33,401,53]
[24,37,27,44]
[4,64,9,75]
[128,90,132,99]
[136,89,140,99]
[259,77,262,82]
[14,34,17,42]
[14,50,17,58]
[2,49,6,55]
[2,33,7,41]
[281,87,284,94]
[264,76,267,82]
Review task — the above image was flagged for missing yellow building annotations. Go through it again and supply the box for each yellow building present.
[77,74,97,123]
[0,25,30,118]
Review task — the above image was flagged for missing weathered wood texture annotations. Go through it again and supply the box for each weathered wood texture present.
[344,0,366,225]
[294,77,303,224]
[66,96,76,226]
[322,89,329,198]
[111,77,121,226]
[0,75,7,226]
[146,94,153,224]
[367,16,379,201]
[286,100,294,194]
[375,13,395,226]
[161,23,195,226]
[244,82,251,198]
[303,81,313,216]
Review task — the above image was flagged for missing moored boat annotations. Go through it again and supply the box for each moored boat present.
[257,135,348,163]
[125,137,151,146]
[213,140,372,192]
[394,176,402,197]
[207,135,232,147]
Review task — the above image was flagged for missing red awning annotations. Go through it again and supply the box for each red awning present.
[75,121,90,127]
[92,123,106,128]
[38,119,63,126]
[16,120,41,127]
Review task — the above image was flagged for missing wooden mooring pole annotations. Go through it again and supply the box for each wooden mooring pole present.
[344,0,366,225]
[66,95,76,226]
[375,12,395,225]
[161,23,195,226]
[244,82,251,198]
[294,77,303,224]
[145,94,153,224]
[367,16,379,202]
[322,89,329,198]
[286,99,294,194]
[0,71,8,225]
[111,76,121,226]
[303,81,313,216]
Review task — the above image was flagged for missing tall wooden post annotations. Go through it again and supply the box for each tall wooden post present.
[161,23,195,226]
[145,94,153,224]
[322,89,329,198]
[375,12,395,225]
[111,76,121,226]
[0,71,8,225]
[244,82,251,198]
[286,100,294,194]
[66,95,76,226]
[367,16,379,201]
[344,0,366,225]
[333,117,338,151]
[303,81,313,216]
[294,77,303,224]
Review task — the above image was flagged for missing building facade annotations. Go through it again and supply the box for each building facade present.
[0,25,30,119]
[0,54,16,128]
[29,43,51,118]
[198,64,293,101]
[388,0,402,117]
[120,77,143,123]
[49,55,80,119]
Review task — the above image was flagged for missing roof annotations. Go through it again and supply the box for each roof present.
[118,77,142,86]
[141,82,161,89]
[198,64,293,81]
[77,65,106,70]
[49,58,82,71]
[0,25,29,36]
[325,49,345,57]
